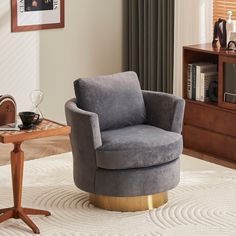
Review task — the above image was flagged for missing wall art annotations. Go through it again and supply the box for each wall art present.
[11,0,64,32]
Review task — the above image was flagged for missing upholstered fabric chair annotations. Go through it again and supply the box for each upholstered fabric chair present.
[65,71,185,212]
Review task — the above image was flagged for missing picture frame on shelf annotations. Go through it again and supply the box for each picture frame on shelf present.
[11,0,65,32]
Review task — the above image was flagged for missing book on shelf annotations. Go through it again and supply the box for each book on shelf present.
[187,64,193,99]
[188,63,211,100]
[187,62,218,102]
[200,71,218,102]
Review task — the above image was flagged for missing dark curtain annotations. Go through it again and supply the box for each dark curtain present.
[123,0,175,93]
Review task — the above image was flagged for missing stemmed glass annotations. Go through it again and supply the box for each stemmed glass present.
[30,90,44,124]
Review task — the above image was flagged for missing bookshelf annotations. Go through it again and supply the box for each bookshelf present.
[183,43,236,164]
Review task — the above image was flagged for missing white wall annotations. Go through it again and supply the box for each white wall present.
[0,0,40,112]
[174,0,213,97]
[0,0,122,122]
[40,0,123,122]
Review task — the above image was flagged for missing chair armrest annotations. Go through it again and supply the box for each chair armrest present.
[142,91,185,133]
[65,98,102,150]
[65,99,102,193]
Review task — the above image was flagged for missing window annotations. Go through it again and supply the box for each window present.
[213,0,236,23]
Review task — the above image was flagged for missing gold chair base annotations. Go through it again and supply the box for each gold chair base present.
[89,192,168,212]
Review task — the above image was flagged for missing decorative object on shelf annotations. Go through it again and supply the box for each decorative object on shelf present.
[212,18,227,48]
[0,95,17,128]
[11,0,65,32]
[208,80,218,102]
[226,11,233,45]
[226,40,236,50]
[226,11,236,44]
[30,90,44,124]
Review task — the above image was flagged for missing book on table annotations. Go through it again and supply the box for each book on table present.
[0,122,20,131]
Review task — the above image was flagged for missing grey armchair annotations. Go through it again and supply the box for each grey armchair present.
[65,71,185,212]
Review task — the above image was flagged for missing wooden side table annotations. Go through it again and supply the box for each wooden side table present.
[0,119,70,234]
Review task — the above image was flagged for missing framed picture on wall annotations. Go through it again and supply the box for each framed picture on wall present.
[11,0,65,32]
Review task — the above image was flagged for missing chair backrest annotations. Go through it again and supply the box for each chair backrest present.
[74,71,146,131]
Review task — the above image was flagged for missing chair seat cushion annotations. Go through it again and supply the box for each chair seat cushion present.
[96,125,183,170]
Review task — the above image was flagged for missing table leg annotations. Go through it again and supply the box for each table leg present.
[11,142,24,211]
[0,210,14,223]
[24,208,51,216]
[0,142,51,234]
[18,209,40,234]
[0,208,13,214]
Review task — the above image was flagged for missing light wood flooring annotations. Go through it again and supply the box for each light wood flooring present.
[0,136,71,166]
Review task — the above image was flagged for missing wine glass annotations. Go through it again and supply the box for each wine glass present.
[30,90,44,124]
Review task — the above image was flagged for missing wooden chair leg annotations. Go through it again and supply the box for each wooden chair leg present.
[0,210,14,223]
[24,208,51,216]
[0,208,13,214]
[18,210,40,234]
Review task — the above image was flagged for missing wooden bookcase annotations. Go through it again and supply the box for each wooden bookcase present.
[183,43,236,165]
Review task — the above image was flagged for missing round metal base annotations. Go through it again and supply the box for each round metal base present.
[89,192,168,212]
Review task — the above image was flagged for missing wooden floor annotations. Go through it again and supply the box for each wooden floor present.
[0,136,71,166]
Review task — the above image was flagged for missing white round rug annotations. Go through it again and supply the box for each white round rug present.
[0,153,236,236]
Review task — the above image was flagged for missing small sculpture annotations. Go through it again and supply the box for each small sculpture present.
[212,18,227,48]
